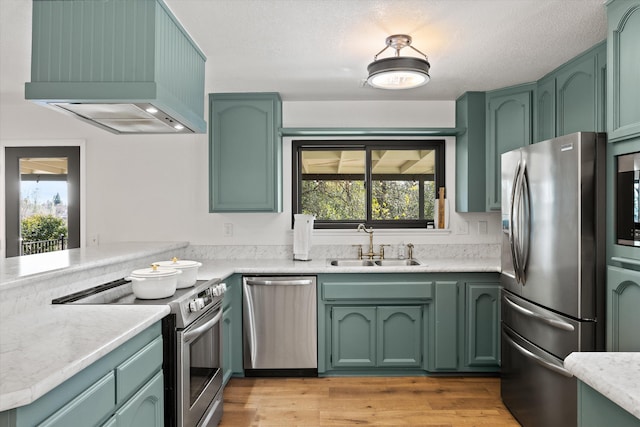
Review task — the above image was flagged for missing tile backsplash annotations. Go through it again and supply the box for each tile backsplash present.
[184,243,500,260]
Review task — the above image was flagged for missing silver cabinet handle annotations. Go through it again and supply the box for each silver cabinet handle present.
[503,295,575,331]
[502,328,573,377]
[245,278,313,286]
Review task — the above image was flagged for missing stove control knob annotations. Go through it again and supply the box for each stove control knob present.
[189,298,205,312]
[212,286,221,297]
[220,283,227,293]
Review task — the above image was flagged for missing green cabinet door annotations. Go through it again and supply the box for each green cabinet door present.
[209,92,282,212]
[485,85,534,210]
[222,274,243,378]
[455,92,487,212]
[331,306,376,367]
[377,306,422,367]
[222,305,234,384]
[464,283,500,368]
[556,42,606,136]
[431,281,458,371]
[607,266,640,351]
[607,0,640,142]
[578,381,640,427]
[114,371,164,427]
[535,76,556,142]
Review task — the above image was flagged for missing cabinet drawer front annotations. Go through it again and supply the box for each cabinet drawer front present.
[38,372,115,427]
[116,336,163,404]
[323,282,433,300]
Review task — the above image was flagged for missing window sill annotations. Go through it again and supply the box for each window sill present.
[310,228,452,237]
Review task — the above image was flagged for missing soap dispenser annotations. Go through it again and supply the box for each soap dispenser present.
[398,242,406,259]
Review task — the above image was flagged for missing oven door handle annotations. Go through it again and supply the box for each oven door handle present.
[502,328,573,377]
[183,309,222,344]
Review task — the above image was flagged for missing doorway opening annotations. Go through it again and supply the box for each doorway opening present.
[4,146,81,258]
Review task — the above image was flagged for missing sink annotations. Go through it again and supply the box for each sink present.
[329,259,375,267]
[328,259,422,267]
[374,259,422,266]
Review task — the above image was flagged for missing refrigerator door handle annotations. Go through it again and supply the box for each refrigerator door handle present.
[503,295,575,331]
[509,161,522,284]
[518,163,531,283]
[502,328,573,377]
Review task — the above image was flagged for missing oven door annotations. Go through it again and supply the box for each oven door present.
[177,304,224,427]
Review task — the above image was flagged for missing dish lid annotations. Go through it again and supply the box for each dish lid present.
[130,264,180,278]
[154,257,202,269]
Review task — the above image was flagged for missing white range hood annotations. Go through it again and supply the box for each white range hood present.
[25,0,207,134]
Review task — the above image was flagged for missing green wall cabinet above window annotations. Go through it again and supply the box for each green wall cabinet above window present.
[607,0,640,142]
[209,93,283,212]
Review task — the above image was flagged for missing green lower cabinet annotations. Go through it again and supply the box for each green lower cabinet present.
[464,283,500,368]
[317,273,500,375]
[377,306,422,367]
[607,266,640,351]
[222,305,235,382]
[431,281,459,371]
[0,323,163,427]
[578,381,640,427]
[114,371,164,427]
[331,306,376,367]
[329,305,423,370]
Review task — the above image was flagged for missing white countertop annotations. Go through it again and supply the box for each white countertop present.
[194,257,501,281]
[0,244,499,413]
[0,241,189,291]
[0,304,169,412]
[564,352,640,419]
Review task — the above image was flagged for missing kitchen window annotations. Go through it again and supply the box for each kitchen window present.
[292,140,445,229]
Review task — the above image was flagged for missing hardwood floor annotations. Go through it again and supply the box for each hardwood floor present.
[218,376,521,426]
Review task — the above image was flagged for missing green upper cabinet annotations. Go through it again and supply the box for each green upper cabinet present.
[555,42,607,137]
[534,42,606,143]
[209,93,283,212]
[535,75,556,143]
[455,92,487,212]
[485,84,534,210]
[607,0,640,142]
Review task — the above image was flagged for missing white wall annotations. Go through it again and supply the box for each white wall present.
[1,98,500,250]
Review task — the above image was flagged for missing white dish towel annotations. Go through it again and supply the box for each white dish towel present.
[293,214,315,261]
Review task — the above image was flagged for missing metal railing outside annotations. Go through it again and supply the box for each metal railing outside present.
[20,235,67,255]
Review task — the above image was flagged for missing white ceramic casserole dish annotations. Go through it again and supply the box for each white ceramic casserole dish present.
[127,265,181,299]
[153,257,202,288]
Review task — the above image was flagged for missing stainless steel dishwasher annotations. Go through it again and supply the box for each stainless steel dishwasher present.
[242,276,317,376]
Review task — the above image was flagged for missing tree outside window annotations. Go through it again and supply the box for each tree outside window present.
[293,140,445,229]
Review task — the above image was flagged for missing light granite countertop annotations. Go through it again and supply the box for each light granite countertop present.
[0,304,169,412]
[194,257,501,281]
[564,352,640,419]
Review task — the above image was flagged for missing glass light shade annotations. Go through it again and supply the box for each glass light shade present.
[367,57,431,90]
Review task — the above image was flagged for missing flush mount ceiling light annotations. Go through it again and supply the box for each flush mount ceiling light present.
[366,34,431,90]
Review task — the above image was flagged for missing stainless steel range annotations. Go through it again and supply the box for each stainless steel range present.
[53,277,227,427]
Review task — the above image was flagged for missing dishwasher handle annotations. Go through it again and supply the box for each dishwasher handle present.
[245,278,314,286]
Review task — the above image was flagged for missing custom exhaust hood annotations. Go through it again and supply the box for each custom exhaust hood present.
[25,0,207,134]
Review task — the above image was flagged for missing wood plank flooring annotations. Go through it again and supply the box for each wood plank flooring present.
[218,376,521,426]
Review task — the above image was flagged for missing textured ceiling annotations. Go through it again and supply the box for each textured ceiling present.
[0,0,608,104]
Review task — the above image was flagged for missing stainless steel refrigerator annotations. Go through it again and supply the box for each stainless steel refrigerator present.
[500,132,606,427]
